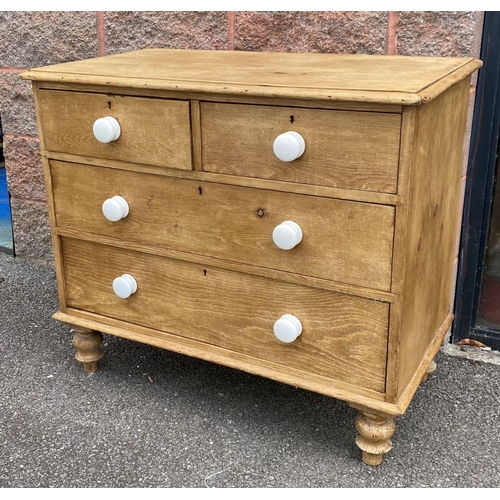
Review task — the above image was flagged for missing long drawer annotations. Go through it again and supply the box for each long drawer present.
[51,160,395,291]
[61,238,389,393]
[38,90,192,170]
[201,102,401,193]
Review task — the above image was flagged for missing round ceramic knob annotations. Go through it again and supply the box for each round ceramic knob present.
[273,131,305,162]
[93,116,121,143]
[272,221,303,250]
[274,314,302,343]
[102,195,129,222]
[112,274,137,299]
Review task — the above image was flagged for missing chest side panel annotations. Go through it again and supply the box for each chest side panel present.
[396,78,471,399]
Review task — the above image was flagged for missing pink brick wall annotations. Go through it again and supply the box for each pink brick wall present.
[0,11,484,261]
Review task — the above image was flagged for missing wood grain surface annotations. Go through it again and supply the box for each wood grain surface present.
[38,89,192,169]
[22,49,482,105]
[34,81,404,113]
[201,103,401,193]
[396,79,471,397]
[55,227,398,303]
[61,237,390,393]
[50,160,395,291]
[55,310,397,410]
[46,151,401,206]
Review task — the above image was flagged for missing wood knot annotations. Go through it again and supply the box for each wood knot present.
[256,208,267,218]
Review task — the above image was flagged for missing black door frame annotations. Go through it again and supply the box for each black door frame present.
[453,11,500,350]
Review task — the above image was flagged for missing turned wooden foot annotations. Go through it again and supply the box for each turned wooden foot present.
[354,410,395,466]
[72,326,104,373]
[421,359,437,382]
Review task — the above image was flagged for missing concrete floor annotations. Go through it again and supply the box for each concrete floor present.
[1,252,499,487]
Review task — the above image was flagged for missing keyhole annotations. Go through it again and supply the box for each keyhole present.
[107,101,112,109]
[198,186,203,195]
[290,115,295,124]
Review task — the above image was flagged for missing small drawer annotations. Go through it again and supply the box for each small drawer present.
[51,160,395,292]
[62,238,389,393]
[38,90,192,170]
[201,103,401,194]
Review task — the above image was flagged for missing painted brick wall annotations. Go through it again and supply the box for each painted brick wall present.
[0,11,484,262]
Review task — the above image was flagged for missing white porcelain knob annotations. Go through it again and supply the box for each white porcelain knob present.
[93,116,121,143]
[102,195,129,222]
[272,221,303,250]
[112,274,137,299]
[274,314,302,343]
[273,131,305,162]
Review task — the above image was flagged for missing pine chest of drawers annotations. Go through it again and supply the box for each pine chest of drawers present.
[22,49,481,465]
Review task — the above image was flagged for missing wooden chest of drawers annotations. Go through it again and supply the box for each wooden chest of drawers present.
[22,49,481,465]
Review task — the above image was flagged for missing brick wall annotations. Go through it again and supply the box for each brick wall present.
[0,11,484,261]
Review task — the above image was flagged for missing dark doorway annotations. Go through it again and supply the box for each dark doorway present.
[453,12,500,350]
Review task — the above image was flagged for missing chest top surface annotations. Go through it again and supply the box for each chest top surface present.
[21,48,481,105]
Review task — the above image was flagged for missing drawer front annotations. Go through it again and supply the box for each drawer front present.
[51,161,395,292]
[62,238,389,393]
[38,90,192,170]
[201,103,401,193]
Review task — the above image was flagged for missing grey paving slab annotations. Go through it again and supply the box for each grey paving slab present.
[1,253,499,488]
